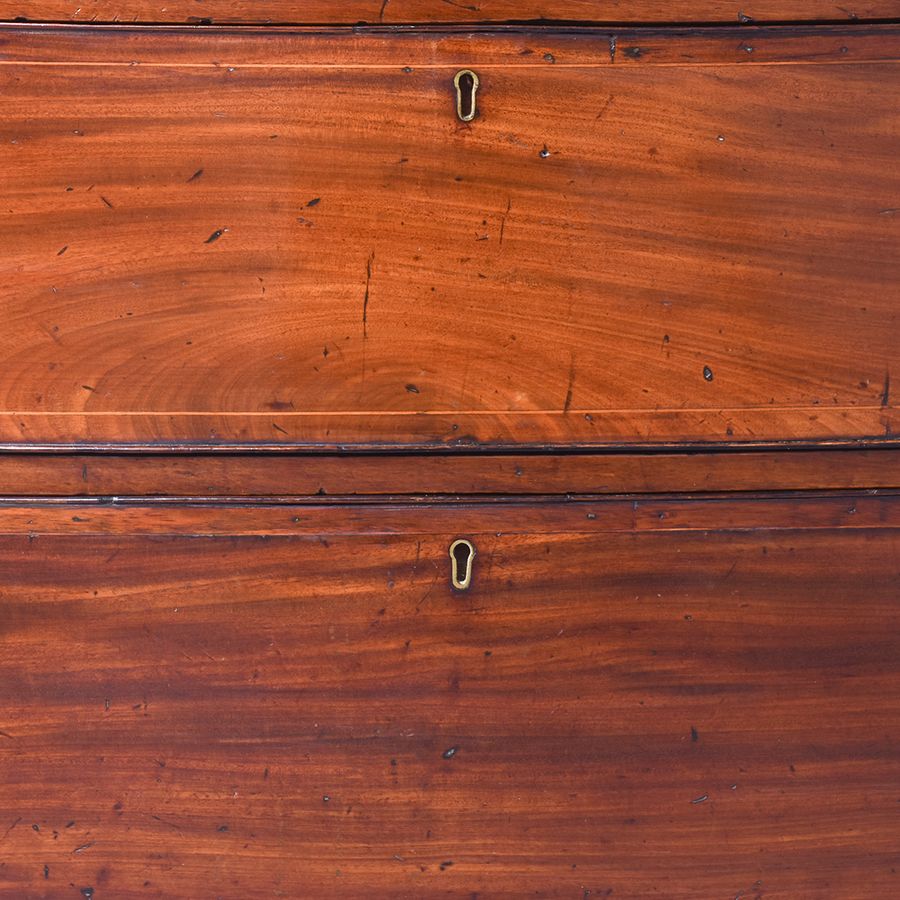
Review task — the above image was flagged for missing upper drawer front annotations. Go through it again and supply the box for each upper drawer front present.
[3,1,900,24]
[1,25,897,449]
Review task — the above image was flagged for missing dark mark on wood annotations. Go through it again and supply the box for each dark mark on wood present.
[363,251,375,338]
[57,245,68,256]
[187,168,204,182]
[563,352,576,414]
[499,197,511,245]
[691,726,699,742]
[204,228,226,244]
[703,365,714,382]
[442,746,458,759]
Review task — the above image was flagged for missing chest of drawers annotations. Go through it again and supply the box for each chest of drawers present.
[0,3,897,897]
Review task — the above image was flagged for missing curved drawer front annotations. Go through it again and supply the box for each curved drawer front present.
[0,496,898,896]
[0,25,897,448]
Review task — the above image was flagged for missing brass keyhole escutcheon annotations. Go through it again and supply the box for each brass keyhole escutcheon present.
[454,70,479,122]
[449,539,476,590]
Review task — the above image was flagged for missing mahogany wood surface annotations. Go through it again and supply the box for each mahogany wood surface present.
[0,448,897,496]
[2,0,899,25]
[0,495,897,897]
[0,24,897,449]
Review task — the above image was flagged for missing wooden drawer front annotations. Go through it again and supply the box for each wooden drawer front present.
[3,0,900,24]
[1,26,898,449]
[0,496,898,897]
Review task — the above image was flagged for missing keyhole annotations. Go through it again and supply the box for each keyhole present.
[449,539,476,591]
[454,70,479,123]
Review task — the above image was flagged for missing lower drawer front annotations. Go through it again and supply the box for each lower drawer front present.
[0,496,898,898]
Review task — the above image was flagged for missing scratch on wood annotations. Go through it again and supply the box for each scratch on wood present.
[363,251,375,338]
[151,814,184,833]
[609,35,617,63]
[2,816,22,840]
[563,352,576,413]
[882,369,891,407]
[596,94,615,120]
[499,197,511,246]
[439,0,479,10]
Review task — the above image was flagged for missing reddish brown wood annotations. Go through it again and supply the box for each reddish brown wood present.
[0,448,897,496]
[0,491,894,533]
[0,25,896,448]
[0,496,897,897]
[2,0,899,25]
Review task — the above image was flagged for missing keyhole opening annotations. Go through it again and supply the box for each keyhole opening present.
[449,539,476,591]
[454,70,479,123]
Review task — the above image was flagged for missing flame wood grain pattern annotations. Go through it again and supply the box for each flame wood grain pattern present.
[0,496,898,897]
[1,12,898,899]
[0,25,896,448]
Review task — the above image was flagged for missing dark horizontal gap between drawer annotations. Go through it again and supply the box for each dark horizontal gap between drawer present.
[5,18,900,28]
[0,488,891,505]
[0,440,897,456]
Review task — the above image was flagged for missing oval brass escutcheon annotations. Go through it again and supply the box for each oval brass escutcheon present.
[453,69,479,122]
[449,539,476,590]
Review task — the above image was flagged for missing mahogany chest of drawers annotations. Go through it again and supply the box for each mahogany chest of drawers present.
[0,2,897,897]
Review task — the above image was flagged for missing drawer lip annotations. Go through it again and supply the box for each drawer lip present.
[0,448,897,497]
[2,2,900,27]
[0,489,896,534]
[0,411,894,451]
[2,22,900,66]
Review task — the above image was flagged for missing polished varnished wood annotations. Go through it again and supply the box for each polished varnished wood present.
[0,25,897,448]
[0,491,895,533]
[3,0,899,25]
[0,448,897,497]
[0,496,897,897]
